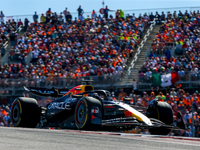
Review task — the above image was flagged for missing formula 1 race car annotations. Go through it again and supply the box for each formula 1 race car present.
[10,81,185,135]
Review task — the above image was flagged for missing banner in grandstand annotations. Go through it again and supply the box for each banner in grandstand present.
[99,8,104,14]
[152,72,179,87]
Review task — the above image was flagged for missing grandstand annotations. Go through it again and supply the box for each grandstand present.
[0,8,151,96]
[0,7,200,137]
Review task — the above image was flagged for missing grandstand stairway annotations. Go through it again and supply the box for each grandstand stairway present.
[120,25,161,84]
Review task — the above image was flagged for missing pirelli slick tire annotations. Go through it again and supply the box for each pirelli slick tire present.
[147,100,173,135]
[11,97,41,128]
[75,96,102,130]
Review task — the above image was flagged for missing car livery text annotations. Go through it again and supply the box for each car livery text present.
[48,102,71,110]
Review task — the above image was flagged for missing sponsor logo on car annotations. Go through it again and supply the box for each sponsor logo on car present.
[47,102,71,110]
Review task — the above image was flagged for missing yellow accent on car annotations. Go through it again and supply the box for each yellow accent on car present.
[15,99,22,127]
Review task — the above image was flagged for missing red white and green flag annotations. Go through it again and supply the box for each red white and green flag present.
[152,72,179,87]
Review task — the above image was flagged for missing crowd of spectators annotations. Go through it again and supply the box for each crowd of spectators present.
[0,104,11,127]
[135,11,200,137]
[139,10,200,82]
[1,7,151,86]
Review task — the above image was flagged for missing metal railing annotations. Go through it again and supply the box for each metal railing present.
[127,19,156,76]
[4,6,200,23]
[0,75,121,96]
[2,41,8,49]
[123,6,200,17]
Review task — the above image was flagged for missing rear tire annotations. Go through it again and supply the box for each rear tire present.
[147,100,173,135]
[11,97,41,128]
[75,96,102,130]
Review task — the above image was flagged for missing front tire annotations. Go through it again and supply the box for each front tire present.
[11,97,41,128]
[147,100,173,135]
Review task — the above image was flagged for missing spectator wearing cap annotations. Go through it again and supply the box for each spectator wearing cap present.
[3,112,10,127]
[149,92,155,100]
[183,110,192,123]
[91,10,97,20]
[104,6,114,19]
[184,127,193,137]
[118,88,127,101]
[104,6,109,19]
[156,92,166,101]
[46,8,52,16]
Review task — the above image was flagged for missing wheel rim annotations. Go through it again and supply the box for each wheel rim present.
[76,101,86,125]
[12,103,20,123]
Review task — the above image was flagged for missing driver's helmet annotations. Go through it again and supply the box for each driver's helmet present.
[106,92,111,98]
[106,92,113,101]
[88,92,99,97]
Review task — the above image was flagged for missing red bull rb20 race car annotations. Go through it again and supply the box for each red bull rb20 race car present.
[10,81,185,135]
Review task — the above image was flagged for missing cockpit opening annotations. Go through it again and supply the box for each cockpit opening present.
[84,85,94,91]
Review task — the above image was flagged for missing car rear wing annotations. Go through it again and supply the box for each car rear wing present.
[23,86,68,98]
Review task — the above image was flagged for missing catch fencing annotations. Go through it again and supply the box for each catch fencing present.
[0,75,121,96]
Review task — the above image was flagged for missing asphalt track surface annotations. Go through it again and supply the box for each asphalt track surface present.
[1,127,200,150]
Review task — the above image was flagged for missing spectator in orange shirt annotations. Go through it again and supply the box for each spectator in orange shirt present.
[118,88,127,101]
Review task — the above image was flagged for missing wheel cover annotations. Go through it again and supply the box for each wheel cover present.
[76,101,86,125]
[11,102,20,124]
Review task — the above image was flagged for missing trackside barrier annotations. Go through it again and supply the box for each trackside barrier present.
[0,75,121,96]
